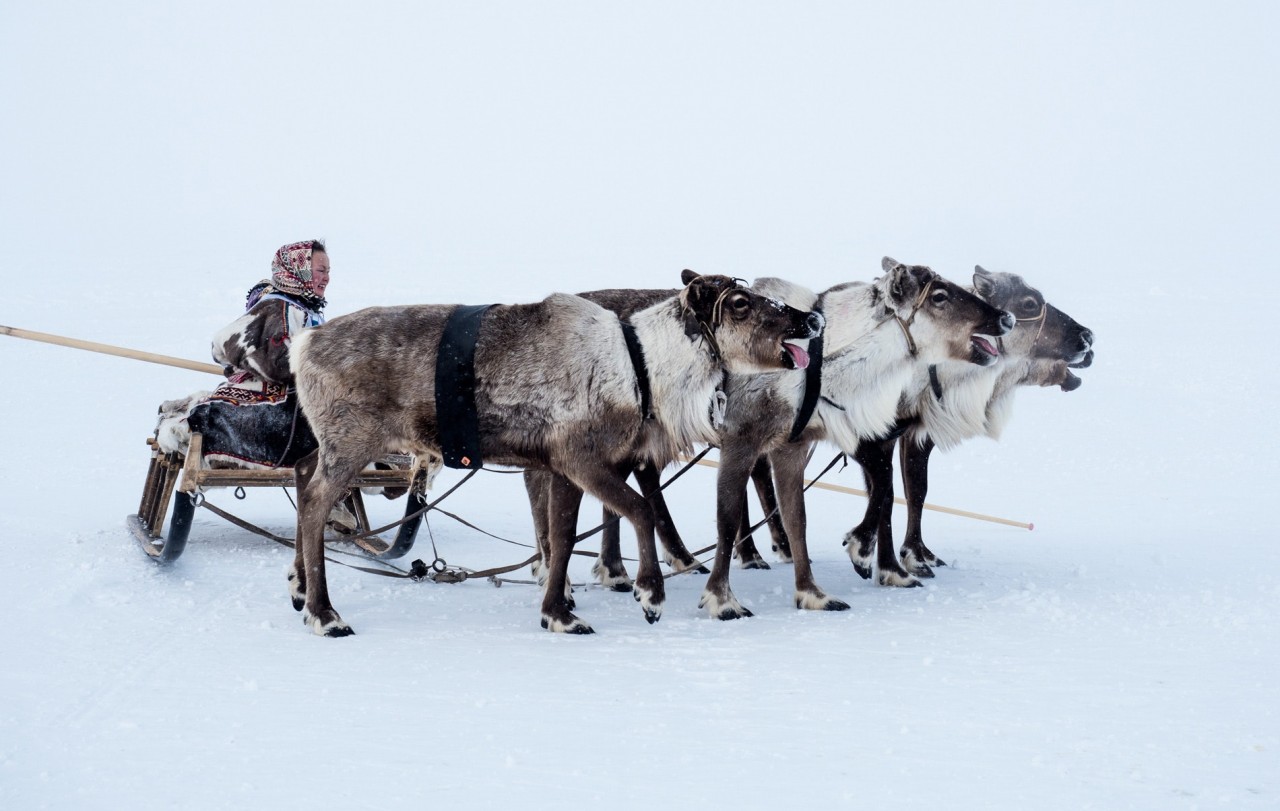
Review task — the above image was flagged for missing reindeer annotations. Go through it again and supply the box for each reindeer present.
[701,258,1015,618]
[840,267,1094,584]
[287,271,822,636]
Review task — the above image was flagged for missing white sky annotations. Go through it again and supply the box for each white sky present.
[3,2,1277,306]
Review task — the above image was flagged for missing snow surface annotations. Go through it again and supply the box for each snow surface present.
[2,3,1278,809]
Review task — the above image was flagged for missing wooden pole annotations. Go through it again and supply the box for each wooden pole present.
[0,324,224,376]
[684,456,1034,531]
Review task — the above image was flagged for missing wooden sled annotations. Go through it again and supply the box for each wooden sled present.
[127,432,431,564]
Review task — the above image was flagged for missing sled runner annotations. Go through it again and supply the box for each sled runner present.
[127,432,432,564]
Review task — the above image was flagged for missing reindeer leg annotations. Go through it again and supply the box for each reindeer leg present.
[523,469,549,584]
[869,437,920,589]
[700,441,756,620]
[750,455,792,562]
[634,463,707,574]
[540,473,591,633]
[522,469,568,600]
[593,505,634,591]
[734,500,771,570]
[900,436,944,574]
[570,461,664,624]
[295,450,364,636]
[288,451,317,612]
[842,440,885,580]
[590,460,635,591]
[773,442,848,611]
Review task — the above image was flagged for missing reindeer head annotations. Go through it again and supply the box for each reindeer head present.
[679,269,824,373]
[878,257,1014,367]
[973,266,1095,391]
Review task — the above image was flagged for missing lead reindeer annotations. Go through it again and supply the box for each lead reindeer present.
[288,271,822,636]
[703,258,1016,618]
[841,267,1095,584]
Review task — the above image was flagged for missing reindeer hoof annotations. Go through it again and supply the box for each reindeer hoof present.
[633,582,664,624]
[901,549,939,576]
[699,590,752,620]
[591,558,633,592]
[739,557,771,570]
[303,608,354,637]
[665,556,709,576]
[878,570,922,588]
[541,614,595,634]
[795,590,850,611]
[852,562,873,580]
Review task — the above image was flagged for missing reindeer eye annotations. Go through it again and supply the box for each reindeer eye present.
[930,290,950,306]
[729,294,751,315]
[1021,297,1040,313]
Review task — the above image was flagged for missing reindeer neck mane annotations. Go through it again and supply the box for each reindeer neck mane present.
[806,281,920,451]
[630,296,723,460]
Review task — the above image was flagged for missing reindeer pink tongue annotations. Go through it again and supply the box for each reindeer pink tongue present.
[784,342,811,369]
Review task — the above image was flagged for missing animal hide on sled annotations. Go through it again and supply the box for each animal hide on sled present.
[153,391,317,470]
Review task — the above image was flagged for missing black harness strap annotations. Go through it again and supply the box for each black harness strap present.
[621,321,654,421]
[435,304,494,469]
[928,364,944,402]
[787,310,824,443]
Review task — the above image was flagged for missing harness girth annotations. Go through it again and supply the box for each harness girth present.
[435,304,494,470]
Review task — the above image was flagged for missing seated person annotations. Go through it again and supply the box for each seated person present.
[187,239,330,469]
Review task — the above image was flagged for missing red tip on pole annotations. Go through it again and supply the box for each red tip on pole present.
[1028,522,1035,531]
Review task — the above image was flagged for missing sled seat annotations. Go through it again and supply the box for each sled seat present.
[128,432,433,564]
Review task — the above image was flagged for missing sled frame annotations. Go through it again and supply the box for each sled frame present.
[127,432,430,564]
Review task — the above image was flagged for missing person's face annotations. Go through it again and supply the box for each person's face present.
[309,250,330,297]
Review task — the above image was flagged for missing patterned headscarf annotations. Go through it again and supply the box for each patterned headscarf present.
[270,240,318,297]
[244,239,327,313]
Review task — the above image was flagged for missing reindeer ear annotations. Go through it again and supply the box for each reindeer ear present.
[888,264,931,307]
[681,273,725,321]
[973,266,997,300]
[681,269,699,286]
[882,256,902,274]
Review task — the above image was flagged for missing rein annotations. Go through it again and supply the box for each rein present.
[692,280,748,363]
[891,278,936,357]
[997,301,1047,355]
[1020,302,1048,349]
[191,446,716,584]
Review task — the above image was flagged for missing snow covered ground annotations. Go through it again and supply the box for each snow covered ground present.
[3,3,1278,809]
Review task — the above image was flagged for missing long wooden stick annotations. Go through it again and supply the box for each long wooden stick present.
[0,324,224,376]
[685,456,1033,530]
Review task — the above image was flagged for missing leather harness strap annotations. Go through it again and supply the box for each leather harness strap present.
[435,304,494,470]
[787,306,824,443]
[928,364,944,402]
[620,321,654,422]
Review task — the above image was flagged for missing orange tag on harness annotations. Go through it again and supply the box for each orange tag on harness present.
[460,456,471,467]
